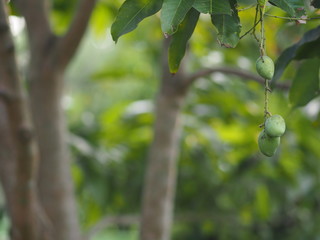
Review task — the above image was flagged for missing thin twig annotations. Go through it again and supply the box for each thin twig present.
[259,8,265,56]
[238,4,256,12]
[264,13,320,21]
[240,18,261,39]
[252,4,260,43]
[264,79,272,119]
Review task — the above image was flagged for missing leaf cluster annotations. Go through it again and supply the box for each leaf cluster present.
[273,26,320,108]
[111,0,315,73]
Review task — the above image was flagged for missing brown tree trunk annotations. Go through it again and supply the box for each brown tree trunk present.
[0,1,39,240]
[28,67,81,240]
[0,2,52,239]
[0,0,96,239]
[140,39,188,240]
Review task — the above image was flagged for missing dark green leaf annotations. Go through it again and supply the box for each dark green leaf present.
[312,0,320,8]
[161,0,195,35]
[111,0,163,42]
[211,0,241,48]
[272,45,299,84]
[289,58,320,107]
[295,37,320,59]
[272,26,320,84]
[269,0,305,17]
[193,0,232,14]
[168,8,200,73]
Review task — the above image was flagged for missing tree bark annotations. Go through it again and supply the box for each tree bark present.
[0,0,96,239]
[28,66,82,240]
[140,39,188,240]
[0,2,52,240]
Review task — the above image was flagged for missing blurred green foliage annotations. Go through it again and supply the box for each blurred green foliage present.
[65,2,320,237]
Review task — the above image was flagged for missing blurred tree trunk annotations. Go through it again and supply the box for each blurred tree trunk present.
[139,37,269,240]
[0,2,49,239]
[140,39,188,240]
[28,60,82,240]
[0,0,96,239]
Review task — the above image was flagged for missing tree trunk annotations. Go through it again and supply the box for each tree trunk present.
[0,2,52,239]
[0,104,14,225]
[15,0,96,238]
[28,65,81,240]
[140,39,188,240]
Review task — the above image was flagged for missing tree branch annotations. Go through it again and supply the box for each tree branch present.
[184,67,290,90]
[55,0,97,68]
[14,0,52,50]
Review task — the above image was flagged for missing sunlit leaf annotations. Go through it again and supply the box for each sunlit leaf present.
[168,8,200,73]
[193,0,232,14]
[160,0,195,35]
[211,0,241,48]
[111,0,163,42]
[289,58,320,108]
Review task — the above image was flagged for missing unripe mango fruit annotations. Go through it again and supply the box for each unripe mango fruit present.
[265,115,286,137]
[256,56,274,80]
[258,131,280,157]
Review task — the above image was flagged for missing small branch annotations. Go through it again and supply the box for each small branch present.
[240,18,261,39]
[264,79,272,119]
[238,4,256,12]
[264,13,320,21]
[252,4,260,42]
[55,0,97,68]
[259,8,265,56]
[184,66,290,90]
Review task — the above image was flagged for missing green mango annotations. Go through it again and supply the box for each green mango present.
[258,130,280,157]
[265,115,286,137]
[256,56,274,80]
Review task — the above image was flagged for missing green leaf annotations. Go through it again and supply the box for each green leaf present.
[295,37,320,60]
[269,0,305,17]
[312,0,320,8]
[111,0,163,42]
[272,26,320,84]
[211,0,241,48]
[289,58,320,108]
[161,0,195,35]
[193,0,232,14]
[168,8,200,73]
